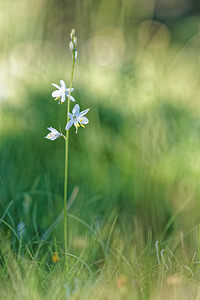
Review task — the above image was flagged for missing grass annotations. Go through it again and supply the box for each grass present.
[1,221,200,299]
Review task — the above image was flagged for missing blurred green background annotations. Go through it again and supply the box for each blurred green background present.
[1,0,200,248]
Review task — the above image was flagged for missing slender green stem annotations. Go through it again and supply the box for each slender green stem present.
[64,52,75,263]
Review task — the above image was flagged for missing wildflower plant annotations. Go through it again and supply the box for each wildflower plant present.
[45,29,90,261]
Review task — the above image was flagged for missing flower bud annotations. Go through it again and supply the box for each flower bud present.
[74,49,78,60]
[70,28,76,39]
[69,41,74,52]
[73,36,77,47]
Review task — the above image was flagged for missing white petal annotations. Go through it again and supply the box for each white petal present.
[60,80,66,90]
[61,93,66,103]
[68,113,73,119]
[79,108,90,116]
[47,127,61,135]
[66,88,74,93]
[47,127,55,134]
[78,116,89,124]
[52,90,61,98]
[72,104,80,115]
[66,93,75,102]
[47,126,56,133]
[69,95,75,102]
[45,133,53,140]
[53,129,61,135]
[45,133,60,141]
[65,119,74,130]
[51,83,60,89]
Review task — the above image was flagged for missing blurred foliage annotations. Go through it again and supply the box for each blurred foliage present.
[1,0,200,250]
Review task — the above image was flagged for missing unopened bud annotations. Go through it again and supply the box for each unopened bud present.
[73,36,77,47]
[69,41,74,52]
[74,49,78,60]
[70,28,76,39]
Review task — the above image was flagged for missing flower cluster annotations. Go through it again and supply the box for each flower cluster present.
[45,29,90,140]
[69,28,78,60]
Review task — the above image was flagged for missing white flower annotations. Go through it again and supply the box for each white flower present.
[65,104,90,134]
[52,80,75,103]
[45,127,63,141]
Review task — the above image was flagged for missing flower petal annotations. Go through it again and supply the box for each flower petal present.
[68,113,73,119]
[69,95,75,102]
[52,90,61,98]
[47,127,61,135]
[45,133,58,141]
[66,88,74,93]
[66,93,75,102]
[78,116,89,124]
[51,83,60,89]
[72,104,80,115]
[65,119,74,130]
[45,128,62,140]
[60,80,66,90]
[79,108,90,116]
[47,127,55,133]
[61,93,66,103]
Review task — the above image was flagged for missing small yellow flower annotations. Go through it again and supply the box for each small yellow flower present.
[116,275,128,289]
[52,252,59,264]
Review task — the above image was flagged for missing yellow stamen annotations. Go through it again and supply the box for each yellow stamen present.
[52,252,59,263]
[81,124,85,128]
[77,123,80,127]
[55,96,61,101]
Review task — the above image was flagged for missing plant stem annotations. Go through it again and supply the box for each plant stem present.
[64,52,75,264]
